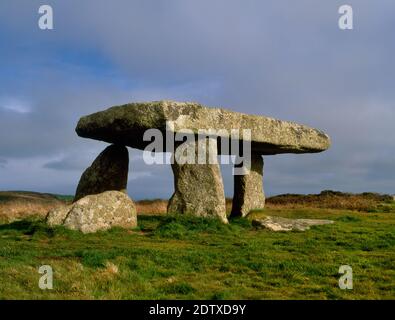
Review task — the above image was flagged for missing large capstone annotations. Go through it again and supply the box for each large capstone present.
[46,191,137,233]
[74,144,129,202]
[76,100,331,155]
[167,137,228,223]
[231,153,265,217]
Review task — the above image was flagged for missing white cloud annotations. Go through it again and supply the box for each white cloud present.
[0,97,31,114]
[0,0,394,197]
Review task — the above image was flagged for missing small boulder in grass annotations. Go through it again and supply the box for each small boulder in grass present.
[46,191,137,233]
[46,205,70,227]
[252,216,334,232]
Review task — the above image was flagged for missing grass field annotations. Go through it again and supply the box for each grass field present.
[0,203,394,299]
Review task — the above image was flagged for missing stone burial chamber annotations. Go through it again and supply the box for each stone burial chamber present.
[48,100,330,230]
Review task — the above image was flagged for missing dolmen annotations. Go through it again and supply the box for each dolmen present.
[47,100,330,230]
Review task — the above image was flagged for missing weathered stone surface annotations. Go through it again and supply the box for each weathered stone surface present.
[231,154,265,217]
[46,205,70,227]
[252,216,334,231]
[74,144,129,202]
[46,191,137,233]
[76,100,331,155]
[167,138,228,223]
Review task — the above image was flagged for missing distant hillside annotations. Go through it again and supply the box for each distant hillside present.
[0,191,71,222]
[266,190,394,212]
[0,191,74,203]
[0,190,393,223]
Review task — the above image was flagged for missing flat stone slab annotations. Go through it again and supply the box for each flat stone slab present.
[76,100,330,155]
[252,216,334,231]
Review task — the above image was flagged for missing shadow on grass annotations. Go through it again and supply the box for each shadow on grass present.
[0,219,40,232]
[0,215,253,239]
[0,219,62,237]
[150,214,252,239]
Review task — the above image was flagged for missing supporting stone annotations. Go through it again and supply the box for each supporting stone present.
[230,153,265,218]
[74,144,129,202]
[167,136,228,223]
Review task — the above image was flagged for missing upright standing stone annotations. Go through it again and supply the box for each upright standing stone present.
[167,137,228,223]
[74,144,129,202]
[230,153,265,218]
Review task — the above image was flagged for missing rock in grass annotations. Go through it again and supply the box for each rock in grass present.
[252,216,334,231]
[46,191,137,233]
[46,205,70,227]
[74,144,129,202]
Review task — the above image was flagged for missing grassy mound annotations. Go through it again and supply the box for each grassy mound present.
[0,205,394,299]
[266,190,394,212]
[0,191,71,222]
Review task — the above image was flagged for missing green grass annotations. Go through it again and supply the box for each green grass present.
[0,207,394,299]
[52,194,74,202]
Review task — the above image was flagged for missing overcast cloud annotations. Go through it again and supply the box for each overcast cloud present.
[0,0,394,199]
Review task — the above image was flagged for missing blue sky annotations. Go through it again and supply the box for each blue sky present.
[0,0,394,199]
